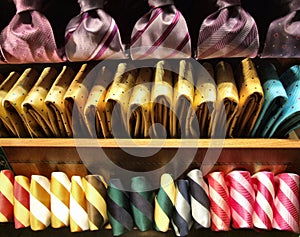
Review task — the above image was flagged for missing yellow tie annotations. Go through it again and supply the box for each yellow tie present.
[0,170,14,222]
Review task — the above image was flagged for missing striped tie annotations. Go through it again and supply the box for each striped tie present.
[50,172,71,228]
[130,176,154,231]
[187,169,211,229]
[207,172,231,231]
[82,175,108,231]
[226,170,255,229]
[14,175,30,229]
[172,179,193,236]
[30,175,51,231]
[70,176,89,232]
[154,173,176,232]
[107,178,133,236]
[0,170,14,222]
[252,171,275,230]
[273,173,299,233]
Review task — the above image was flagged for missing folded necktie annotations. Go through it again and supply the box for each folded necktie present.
[269,65,300,137]
[251,61,288,138]
[197,0,259,59]
[0,0,65,63]
[128,68,152,138]
[262,0,300,58]
[65,0,125,61]
[229,58,264,137]
[130,0,191,59]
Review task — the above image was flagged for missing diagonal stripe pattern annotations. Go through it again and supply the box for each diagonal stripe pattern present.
[0,170,14,223]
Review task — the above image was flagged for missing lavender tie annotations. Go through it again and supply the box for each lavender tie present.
[0,0,65,64]
[130,0,191,60]
[65,0,125,62]
[262,0,300,58]
[197,0,259,59]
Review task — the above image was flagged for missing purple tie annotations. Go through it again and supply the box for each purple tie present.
[65,0,125,61]
[197,0,259,59]
[0,0,65,64]
[262,0,300,58]
[130,0,191,60]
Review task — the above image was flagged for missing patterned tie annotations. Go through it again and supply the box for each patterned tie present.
[130,0,191,59]
[82,175,108,231]
[70,176,89,232]
[186,169,211,229]
[65,0,125,61]
[273,173,300,233]
[251,61,288,138]
[207,172,231,231]
[0,0,64,63]
[14,175,30,229]
[107,178,133,236]
[226,170,255,229]
[172,179,193,236]
[50,172,71,228]
[154,173,176,232]
[30,175,51,231]
[262,0,300,58]
[0,170,14,223]
[197,0,259,59]
[130,176,154,231]
[251,171,275,230]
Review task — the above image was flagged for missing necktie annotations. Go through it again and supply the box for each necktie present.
[65,0,125,61]
[30,175,51,231]
[0,170,14,223]
[207,171,231,231]
[70,176,89,232]
[251,61,288,138]
[45,66,75,138]
[226,170,255,229]
[107,178,133,236]
[197,0,259,59]
[186,169,211,229]
[130,0,191,60]
[251,171,275,230]
[262,0,300,58]
[273,173,299,233]
[229,58,264,138]
[50,172,71,228]
[130,176,154,231]
[14,175,30,229]
[269,65,300,138]
[171,179,193,236]
[154,173,176,232]
[82,175,108,231]
[0,0,64,63]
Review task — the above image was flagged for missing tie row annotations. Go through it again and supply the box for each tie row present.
[0,58,299,138]
[0,0,299,63]
[0,169,299,235]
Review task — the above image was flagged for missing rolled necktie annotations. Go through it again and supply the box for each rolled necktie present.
[22,67,58,138]
[4,68,39,137]
[130,0,191,60]
[151,60,173,138]
[0,0,64,63]
[262,0,300,58]
[197,0,259,59]
[251,61,288,138]
[0,170,14,223]
[269,65,300,138]
[105,63,137,138]
[229,58,264,138]
[128,68,152,138]
[65,0,125,61]
[45,66,75,138]
[171,60,194,138]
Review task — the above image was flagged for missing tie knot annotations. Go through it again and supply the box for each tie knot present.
[217,0,241,9]
[14,0,43,13]
[148,0,174,8]
[78,0,104,12]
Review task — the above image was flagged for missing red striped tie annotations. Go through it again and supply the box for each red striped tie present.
[0,170,14,222]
